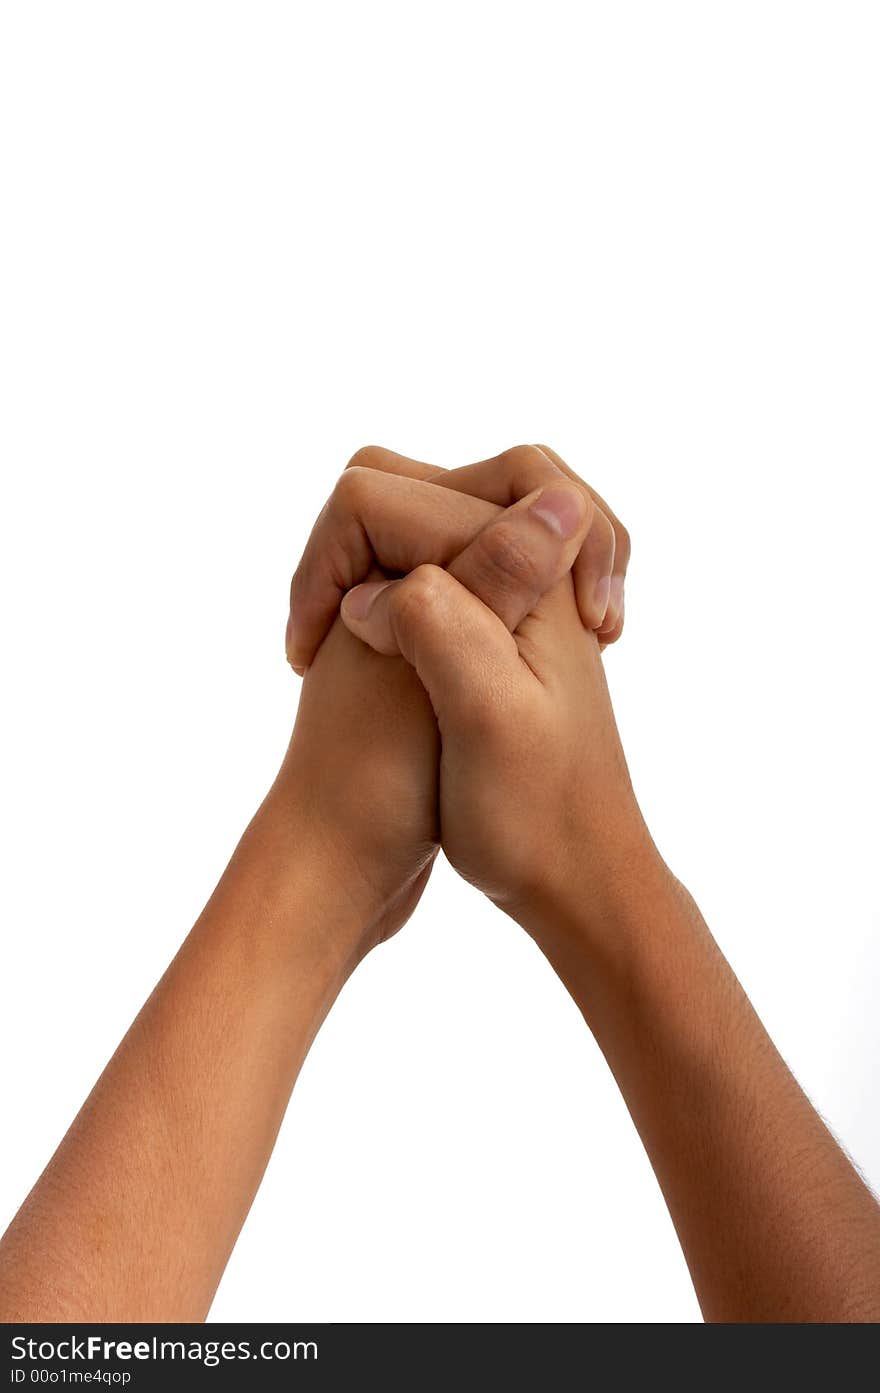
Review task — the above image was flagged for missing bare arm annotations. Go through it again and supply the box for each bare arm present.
[0,511,451,1321]
[0,444,600,1321]
[524,852,880,1322]
[300,442,880,1321]
[0,785,382,1321]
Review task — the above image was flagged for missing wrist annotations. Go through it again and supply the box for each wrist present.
[221,786,385,987]
[510,819,679,989]
[258,766,433,970]
[514,837,736,1084]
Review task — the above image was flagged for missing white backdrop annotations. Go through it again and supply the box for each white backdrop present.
[1,3,878,1323]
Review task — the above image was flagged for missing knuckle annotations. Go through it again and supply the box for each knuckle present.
[478,523,542,592]
[535,443,574,479]
[391,564,448,630]
[333,464,370,510]
[616,523,632,568]
[503,442,552,473]
[345,444,383,471]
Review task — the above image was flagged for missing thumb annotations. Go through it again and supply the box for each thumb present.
[340,564,523,728]
[447,480,591,634]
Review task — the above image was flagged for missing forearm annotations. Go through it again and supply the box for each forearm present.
[524,852,880,1322]
[0,786,371,1322]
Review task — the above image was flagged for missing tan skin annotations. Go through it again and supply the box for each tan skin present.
[331,452,880,1323]
[0,446,605,1321]
[0,628,437,1321]
[2,444,879,1321]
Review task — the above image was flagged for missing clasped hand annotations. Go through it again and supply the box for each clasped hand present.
[5,442,878,1326]
[276,442,652,961]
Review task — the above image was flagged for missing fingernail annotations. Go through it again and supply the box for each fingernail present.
[593,574,611,626]
[530,486,586,540]
[284,611,299,668]
[341,580,391,623]
[602,575,624,630]
[285,624,306,675]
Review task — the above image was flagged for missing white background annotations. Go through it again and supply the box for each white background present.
[1,3,878,1323]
